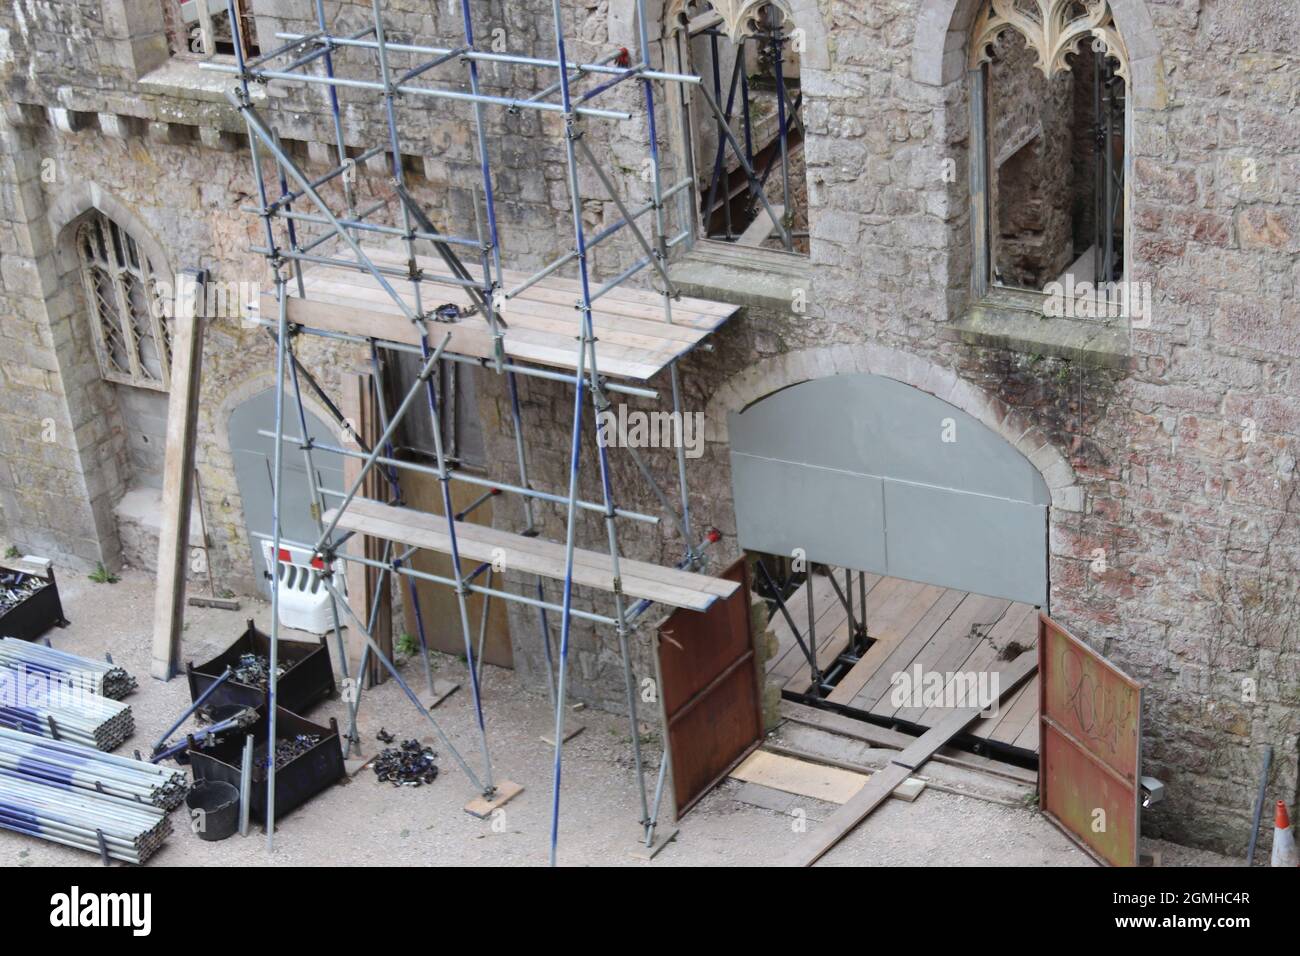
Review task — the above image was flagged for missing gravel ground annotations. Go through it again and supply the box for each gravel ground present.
[3,569,1238,867]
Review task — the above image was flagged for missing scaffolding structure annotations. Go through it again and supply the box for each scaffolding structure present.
[203,0,760,864]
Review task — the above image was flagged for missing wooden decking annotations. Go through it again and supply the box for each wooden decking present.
[325,497,739,612]
[261,247,740,382]
[766,570,1041,754]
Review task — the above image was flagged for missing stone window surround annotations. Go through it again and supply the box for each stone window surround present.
[914,0,1167,361]
[965,1,1135,326]
[653,0,829,267]
[74,210,174,391]
[104,0,275,100]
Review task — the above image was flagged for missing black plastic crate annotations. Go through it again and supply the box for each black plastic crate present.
[0,563,69,642]
[186,619,334,716]
[189,706,344,823]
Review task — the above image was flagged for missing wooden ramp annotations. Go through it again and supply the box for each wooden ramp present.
[260,247,741,382]
[325,497,739,612]
[766,570,1041,754]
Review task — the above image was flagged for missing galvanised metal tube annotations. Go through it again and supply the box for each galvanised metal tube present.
[311,340,446,552]
[0,755,179,809]
[0,733,187,808]
[0,638,137,699]
[320,578,487,791]
[269,32,700,85]
[204,61,633,121]
[251,206,482,248]
[365,340,434,697]
[0,806,165,861]
[151,666,231,754]
[264,272,290,849]
[255,429,659,524]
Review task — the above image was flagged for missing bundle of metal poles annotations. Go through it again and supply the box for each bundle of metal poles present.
[0,686,134,751]
[0,727,188,810]
[0,764,172,863]
[0,637,137,700]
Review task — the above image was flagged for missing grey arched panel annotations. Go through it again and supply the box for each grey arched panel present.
[729,373,1049,605]
[229,389,346,598]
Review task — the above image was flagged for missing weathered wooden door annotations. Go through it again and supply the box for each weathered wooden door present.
[1038,613,1143,866]
[655,558,764,817]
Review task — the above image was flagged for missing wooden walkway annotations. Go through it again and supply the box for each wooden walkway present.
[265,247,740,382]
[325,497,739,612]
[766,570,1041,753]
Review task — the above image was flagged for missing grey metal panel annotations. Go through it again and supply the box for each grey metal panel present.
[883,480,1048,606]
[728,372,1050,606]
[729,374,1049,505]
[730,454,887,574]
[229,389,345,597]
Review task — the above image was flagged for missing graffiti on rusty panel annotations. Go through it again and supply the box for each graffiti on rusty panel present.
[1061,643,1138,758]
[1041,617,1141,781]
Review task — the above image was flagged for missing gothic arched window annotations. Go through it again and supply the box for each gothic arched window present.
[968,0,1129,299]
[668,1,809,254]
[76,211,172,390]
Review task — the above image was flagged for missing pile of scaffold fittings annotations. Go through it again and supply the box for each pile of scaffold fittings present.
[372,738,439,787]
[0,727,184,862]
[0,640,136,750]
[0,637,137,699]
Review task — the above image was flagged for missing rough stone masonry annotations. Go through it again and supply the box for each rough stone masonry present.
[0,0,1297,856]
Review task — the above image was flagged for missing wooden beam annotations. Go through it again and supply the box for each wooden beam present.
[782,651,1038,866]
[325,497,739,612]
[777,700,1038,785]
[150,271,207,679]
[340,375,391,686]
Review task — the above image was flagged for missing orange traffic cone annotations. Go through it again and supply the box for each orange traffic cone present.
[1272,801,1298,867]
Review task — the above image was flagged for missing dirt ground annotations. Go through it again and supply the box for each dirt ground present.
[4,568,1237,867]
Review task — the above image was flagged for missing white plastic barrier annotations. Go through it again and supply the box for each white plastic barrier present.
[260,541,345,634]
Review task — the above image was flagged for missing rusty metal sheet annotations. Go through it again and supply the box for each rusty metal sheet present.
[1038,613,1143,866]
[655,558,763,818]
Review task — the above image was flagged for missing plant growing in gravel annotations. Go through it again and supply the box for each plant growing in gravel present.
[88,563,119,584]
[3,545,19,559]
[395,632,418,658]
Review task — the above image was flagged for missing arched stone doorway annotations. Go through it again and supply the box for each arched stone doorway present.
[228,388,344,597]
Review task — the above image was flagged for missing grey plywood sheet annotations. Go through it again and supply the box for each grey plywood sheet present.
[729,374,1049,505]
[884,481,1048,606]
[729,373,1049,607]
[730,454,886,572]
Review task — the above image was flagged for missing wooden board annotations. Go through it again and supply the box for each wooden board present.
[325,497,739,612]
[784,651,1038,866]
[396,470,513,669]
[258,247,741,382]
[778,700,1039,785]
[151,277,206,680]
[766,573,1042,753]
[730,750,925,805]
[656,559,764,817]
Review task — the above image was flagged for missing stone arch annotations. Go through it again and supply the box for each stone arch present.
[204,369,341,595]
[911,0,1166,109]
[704,343,1083,514]
[46,181,175,280]
[609,0,830,70]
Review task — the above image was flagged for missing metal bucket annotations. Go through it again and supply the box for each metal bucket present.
[185,780,240,842]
